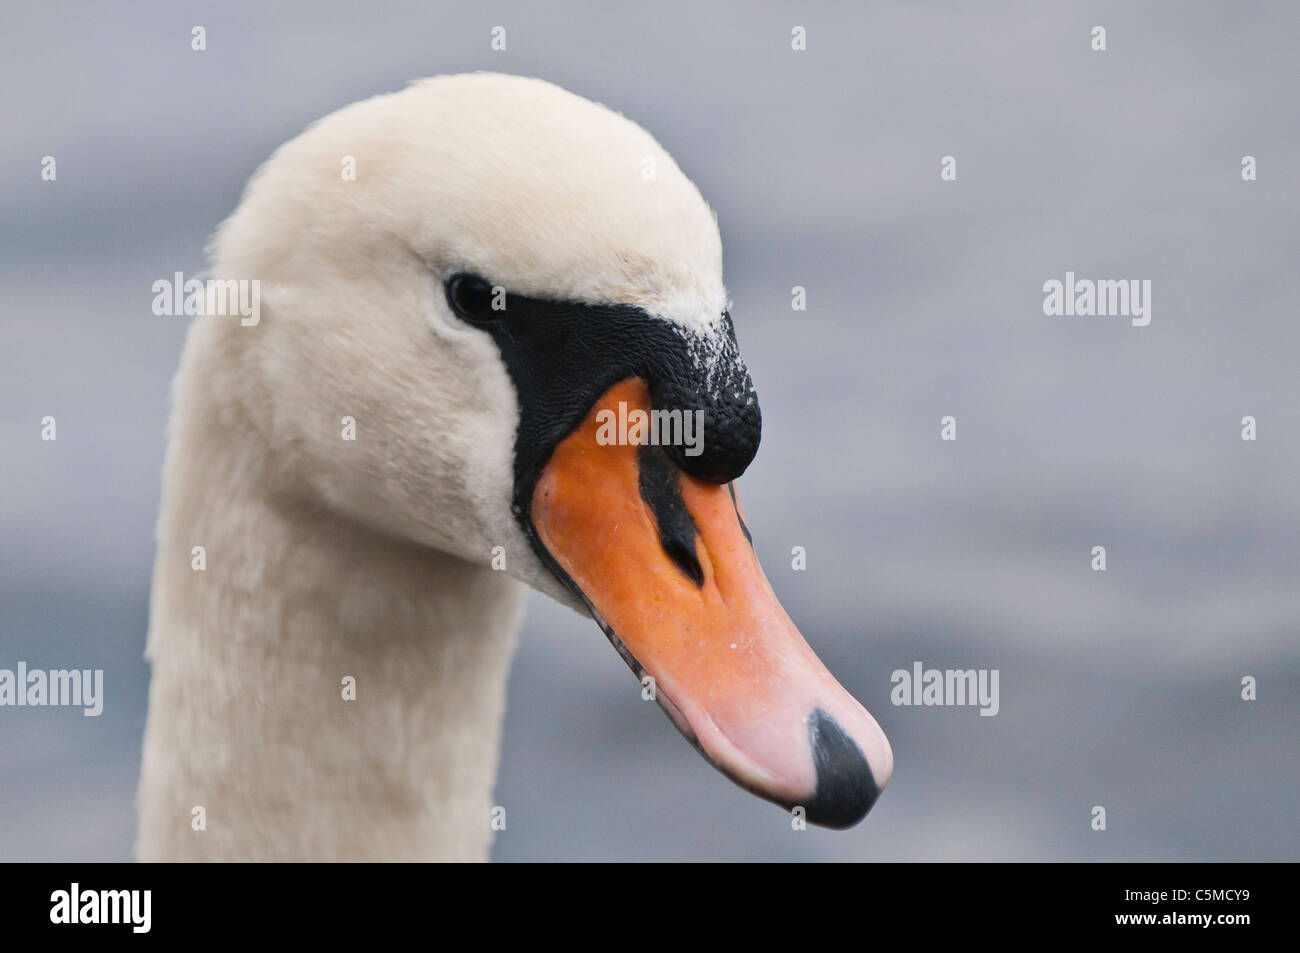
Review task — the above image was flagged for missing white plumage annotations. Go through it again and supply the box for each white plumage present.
[138,74,729,862]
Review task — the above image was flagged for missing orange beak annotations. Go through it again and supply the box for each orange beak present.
[531,378,893,827]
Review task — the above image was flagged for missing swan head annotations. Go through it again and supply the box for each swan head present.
[206,72,892,828]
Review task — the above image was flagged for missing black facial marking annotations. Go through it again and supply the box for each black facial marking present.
[728,483,752,546]
[803,708,881,829]
[637,445,705,586]
[444,274,762,535]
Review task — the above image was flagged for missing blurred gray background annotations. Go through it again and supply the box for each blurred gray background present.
[2,1,1297,861]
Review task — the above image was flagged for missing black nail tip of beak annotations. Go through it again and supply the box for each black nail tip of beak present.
[803,708,881,829]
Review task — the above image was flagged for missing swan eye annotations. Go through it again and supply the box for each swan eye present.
[445,273,502,325]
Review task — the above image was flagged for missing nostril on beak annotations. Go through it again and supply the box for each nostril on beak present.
[802,708,882,829]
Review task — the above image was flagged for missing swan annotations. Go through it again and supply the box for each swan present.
[136,73,893,862]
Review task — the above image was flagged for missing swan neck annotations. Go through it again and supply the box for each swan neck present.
[137,397,523,861]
